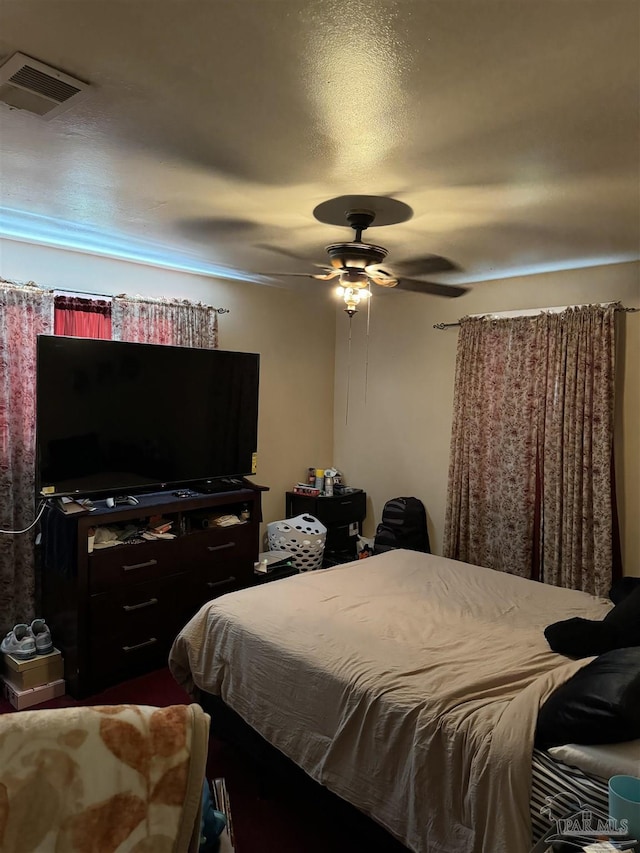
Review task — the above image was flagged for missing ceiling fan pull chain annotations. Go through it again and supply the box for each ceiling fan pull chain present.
[364,291,372,407]
[345,315,353,426]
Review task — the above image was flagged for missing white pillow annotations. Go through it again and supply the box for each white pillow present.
[548,741,640,779]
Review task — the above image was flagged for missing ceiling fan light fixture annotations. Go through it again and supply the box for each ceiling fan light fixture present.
[336,284,371,297]
[337,284,371,315]
[342,289,359,315]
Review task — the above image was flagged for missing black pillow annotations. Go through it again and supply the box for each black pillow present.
[622,666,640,721]
[544,617,621,658]
[603,585,640,646]
[609,577,640,605]
[544,586,640,657]
[535,647,640,749]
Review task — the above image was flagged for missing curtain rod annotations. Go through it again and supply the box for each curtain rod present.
[53,288,230,314]
[1,279,230,313]
[433,303,639,329]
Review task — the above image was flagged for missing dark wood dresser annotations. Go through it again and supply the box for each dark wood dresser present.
[40,486,265,697]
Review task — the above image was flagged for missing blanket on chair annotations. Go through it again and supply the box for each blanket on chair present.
[0,703,209,853]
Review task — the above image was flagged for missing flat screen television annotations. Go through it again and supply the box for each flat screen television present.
[36,335,260,498]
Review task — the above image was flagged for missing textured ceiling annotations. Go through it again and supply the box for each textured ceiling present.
[0,0,638,292]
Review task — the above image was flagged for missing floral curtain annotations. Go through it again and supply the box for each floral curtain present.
[443,304,619,597]
[0,282,54,635]
[443,316,542,578]
[537,306,618,594]
[54,295,112,339]
[112,296,219,348]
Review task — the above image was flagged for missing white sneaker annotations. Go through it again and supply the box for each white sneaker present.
[1,624,37,660]
[30,618,54,655]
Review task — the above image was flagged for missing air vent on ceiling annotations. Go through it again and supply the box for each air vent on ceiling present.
[0,52,91,119]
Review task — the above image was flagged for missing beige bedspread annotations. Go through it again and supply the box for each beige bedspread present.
[169,549,612,853]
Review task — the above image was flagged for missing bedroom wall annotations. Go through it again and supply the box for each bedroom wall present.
[2,240,638,576]
[333,261,640,578]
[0,238,336,540]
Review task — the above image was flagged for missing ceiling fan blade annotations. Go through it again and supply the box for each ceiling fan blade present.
[263,270,340,281]
[368,274,398,288]
[254,243,310,262]
[392,255,461,277]
[178,216,259,238]
[312,270,341,280]
[395,277,468,298]
[365,266,398,286]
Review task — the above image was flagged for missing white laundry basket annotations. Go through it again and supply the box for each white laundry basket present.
[267,513,327,571]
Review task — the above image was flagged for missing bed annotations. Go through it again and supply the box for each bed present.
[169,548,614,853]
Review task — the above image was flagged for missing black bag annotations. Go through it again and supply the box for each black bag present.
[373,497,430,555]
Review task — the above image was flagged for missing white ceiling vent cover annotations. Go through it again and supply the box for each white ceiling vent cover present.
[0,52,91,119]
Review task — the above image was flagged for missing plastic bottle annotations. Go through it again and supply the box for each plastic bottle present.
[324,474,334,496]
[315,469,325,491]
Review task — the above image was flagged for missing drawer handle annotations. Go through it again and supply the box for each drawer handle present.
[123,598,158,612]
[122,637,157,652]
[339,500,353,506]
[122,559,158,572]
[207,542,235,552]
[206,575,236,588]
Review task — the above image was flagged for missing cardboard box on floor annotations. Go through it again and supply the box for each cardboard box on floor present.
[2,648,64,690]
[2,676,65,710]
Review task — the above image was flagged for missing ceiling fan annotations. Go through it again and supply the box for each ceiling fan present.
[260,199,468,315]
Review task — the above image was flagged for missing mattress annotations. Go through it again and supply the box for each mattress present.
[530,748,609,843]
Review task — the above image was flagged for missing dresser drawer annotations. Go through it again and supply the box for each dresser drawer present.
[89,630,175,692]
[189,557,253,608]
[89,540,179,593]
[89,572,187,641]
[325,522,360,548]
[180,525,255,567]
[317,492,366,524]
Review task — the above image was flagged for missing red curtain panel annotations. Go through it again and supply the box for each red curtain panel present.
[54,295,112,339]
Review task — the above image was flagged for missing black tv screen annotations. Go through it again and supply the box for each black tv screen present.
[36,335,260,497]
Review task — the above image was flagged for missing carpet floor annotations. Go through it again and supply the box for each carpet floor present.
[0,667,409,852]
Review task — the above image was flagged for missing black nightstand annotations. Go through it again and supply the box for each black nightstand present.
[285,489,367,566]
